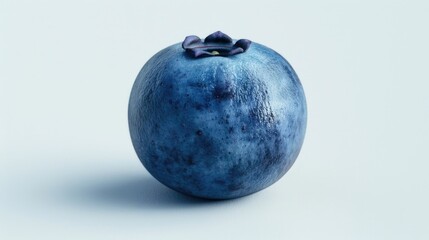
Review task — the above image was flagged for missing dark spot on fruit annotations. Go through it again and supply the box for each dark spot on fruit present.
[214,179,226,185]
[150,153,159,161]
[193,102,210,111]
[268,112,275,123]
[187,156,195,165]
[228,182,243,191]
[213,82,234,100]
[241,125,246,131]
[228,127,234,133]
[189,82,205,88]
[196,130,203,136]
[250,110,257,118]
[228,164,245,178]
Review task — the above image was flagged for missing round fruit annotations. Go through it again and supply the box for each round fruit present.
[128,31,307,199]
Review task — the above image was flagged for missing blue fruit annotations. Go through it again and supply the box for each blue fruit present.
[128,31,307,199]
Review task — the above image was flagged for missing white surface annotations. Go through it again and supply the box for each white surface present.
[1,0,429,239]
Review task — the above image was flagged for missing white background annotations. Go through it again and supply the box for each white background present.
[1,0,428,239]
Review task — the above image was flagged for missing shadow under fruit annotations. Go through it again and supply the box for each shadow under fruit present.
[128,31,307,199]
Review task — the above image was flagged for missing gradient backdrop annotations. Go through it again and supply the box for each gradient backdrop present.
[1,0,428,239]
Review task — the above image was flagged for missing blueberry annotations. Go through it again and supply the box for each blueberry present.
[128,31,307,199]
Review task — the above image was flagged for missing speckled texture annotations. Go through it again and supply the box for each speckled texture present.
[128,41,307,199]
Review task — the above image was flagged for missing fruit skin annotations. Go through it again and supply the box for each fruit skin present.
[128,40,307,199]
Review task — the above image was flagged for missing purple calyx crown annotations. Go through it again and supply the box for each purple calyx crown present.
[182,31,252,58]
